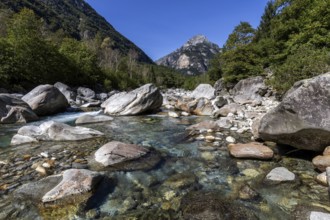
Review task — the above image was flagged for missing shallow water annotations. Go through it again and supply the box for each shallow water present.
[0,112,329,219]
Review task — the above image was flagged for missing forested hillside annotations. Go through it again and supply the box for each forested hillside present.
[206,0,330,93]
[0,0,152,63]
[0,7,184,92]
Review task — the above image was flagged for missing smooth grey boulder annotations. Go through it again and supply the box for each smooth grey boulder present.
[75,114,113,125]
[103,84,163,116]
[22,85,69,116]
[42,169,103,202]
[54,82,77,103]
[94,141,149,166]
[265,167,295,182]
[77,87,96,99]
[11,121,104,145]
[258,73,330,151]
[190,84,215,100]
[0,94,38,124]
[232,76,267,104]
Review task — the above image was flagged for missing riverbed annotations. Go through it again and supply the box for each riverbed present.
[0,111,329,219]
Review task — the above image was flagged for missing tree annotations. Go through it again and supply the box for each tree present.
[207,53,222,82]
[255,0,277,40]
[223,22,255,51]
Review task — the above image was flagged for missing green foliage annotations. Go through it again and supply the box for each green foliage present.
[223,22,255,52]
[207,53,223,83]
[268,45,330,93]
[59,38,103,85]
[208,0,330,94]
[216,21,262,83]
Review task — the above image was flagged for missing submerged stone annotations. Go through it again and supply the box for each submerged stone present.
[94,141,149,167]
[228,142,274,160]
[42,169,103,202]
[265,167,295,182]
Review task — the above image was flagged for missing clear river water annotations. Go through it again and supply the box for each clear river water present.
[0,111,329,219]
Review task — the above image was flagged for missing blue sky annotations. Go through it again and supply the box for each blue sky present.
[85,0,269,60]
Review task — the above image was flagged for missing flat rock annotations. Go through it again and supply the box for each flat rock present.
[11,121,104,145]
[42,169,103,202]
[10,134,38,145]
[228,142,273,159]
[75,114,113,125]
[312,155,330,171]
[94,141,149,167]
[103,84,163,116]
[265,167,295,182]
[258,73,330,151]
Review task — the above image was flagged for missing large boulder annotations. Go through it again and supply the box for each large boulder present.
[54,82,77,104]
[190,84,215,100]
[94,141,149,166]
[0,94,38,123]
[22,85,69,116]
[102,84,163,116]
[232,76,268,104]
[11,121,104,145]
[258,73,330,151]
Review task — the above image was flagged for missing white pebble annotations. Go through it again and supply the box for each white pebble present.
[40,152,49,158]
[226,136,236,143]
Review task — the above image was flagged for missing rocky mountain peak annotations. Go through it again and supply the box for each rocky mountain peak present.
[184,35,209,47]
[156,35,220,75]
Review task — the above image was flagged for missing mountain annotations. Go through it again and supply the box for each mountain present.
[0,0,152,63]
[156,35,221,75]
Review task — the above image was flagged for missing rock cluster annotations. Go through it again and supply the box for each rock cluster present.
[0,94,38,124]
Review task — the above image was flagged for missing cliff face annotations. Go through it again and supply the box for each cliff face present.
[156,35,221,75]
[0,0,153,63]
